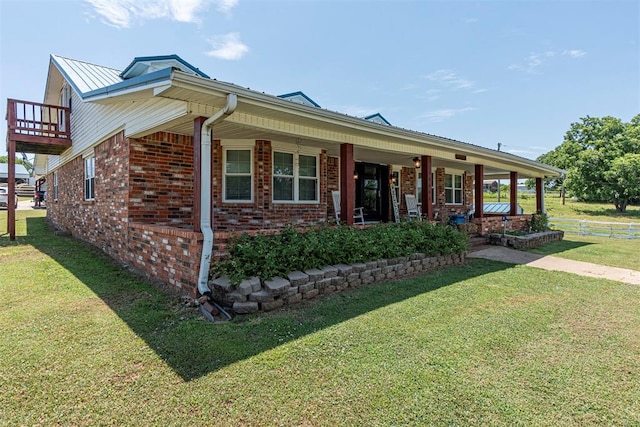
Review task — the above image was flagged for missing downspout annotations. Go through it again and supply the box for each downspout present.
[197,93,238,296]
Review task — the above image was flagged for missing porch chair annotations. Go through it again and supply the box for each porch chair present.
[404,194,422,221]
[331,191,365,225]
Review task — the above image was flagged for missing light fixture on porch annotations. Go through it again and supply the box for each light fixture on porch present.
[413,157,421,168]
[353,170,359,180]
[390,174,396,184]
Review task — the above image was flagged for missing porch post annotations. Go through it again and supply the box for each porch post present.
[339,143,355,225]
[421,155,433,220]
[535,177,544,213]
[474,164,484,218]
[8,138,16,240]
[193,117,207,233]
[510,171,518,216]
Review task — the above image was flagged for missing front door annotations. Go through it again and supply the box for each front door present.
[355,162,389,222]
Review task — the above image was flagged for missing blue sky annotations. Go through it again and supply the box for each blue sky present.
[1,0,638,159]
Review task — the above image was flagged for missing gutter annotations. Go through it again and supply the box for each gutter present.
[197,93,238,296]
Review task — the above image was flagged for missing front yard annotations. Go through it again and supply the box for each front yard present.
[1,210,639,425]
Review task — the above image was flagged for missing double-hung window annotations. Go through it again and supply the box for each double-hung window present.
[273,149,318,203]
[445,173,463,204]
[416,172,435,204]
[224,148,253,202]
[53,171,58,201]
[84,155,95,200]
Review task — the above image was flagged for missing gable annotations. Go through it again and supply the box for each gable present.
[120,55,209,79]
[364,113,391,126]
[278,91,321,108]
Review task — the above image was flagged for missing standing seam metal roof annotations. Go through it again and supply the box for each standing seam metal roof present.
[52,55,123,94]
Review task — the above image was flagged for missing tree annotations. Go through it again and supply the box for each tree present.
[537,115,640,212]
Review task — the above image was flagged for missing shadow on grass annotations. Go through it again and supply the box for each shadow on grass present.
[571,206,640,220]
[23,216,513,381]
[525,238,593,257]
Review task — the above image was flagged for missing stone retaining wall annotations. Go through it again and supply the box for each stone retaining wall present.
[488,230,564,249]
[210,252,466,314]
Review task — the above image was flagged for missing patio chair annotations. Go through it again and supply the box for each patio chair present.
[332,191,365,225]
[404,194,422,221]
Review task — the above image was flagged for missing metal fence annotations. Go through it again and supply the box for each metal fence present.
[549,218,640,239]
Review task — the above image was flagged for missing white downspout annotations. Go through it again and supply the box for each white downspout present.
[197,93,238,295]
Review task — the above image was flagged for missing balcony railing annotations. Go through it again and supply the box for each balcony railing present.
[6,98,71,154]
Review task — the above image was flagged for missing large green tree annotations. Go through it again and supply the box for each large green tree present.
[539,115,640,212]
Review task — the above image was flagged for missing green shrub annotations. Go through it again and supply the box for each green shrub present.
[528,212,549,233]
[214,222,469,284]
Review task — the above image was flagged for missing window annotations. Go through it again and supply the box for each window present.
[53,171,58,201]
[84,156,95,200]
[273,151,318,202]
[445,173,463,204]
[224,149,252,202]
[416,172,435,204]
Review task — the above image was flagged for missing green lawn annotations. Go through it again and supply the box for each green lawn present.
[526,234,640,271]
[1,210,639,425]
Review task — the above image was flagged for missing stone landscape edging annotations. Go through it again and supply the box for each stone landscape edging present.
[210,252,467,315]
[488,230,564,250]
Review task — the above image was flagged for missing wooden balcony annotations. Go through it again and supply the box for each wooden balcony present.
[6,99,71,155]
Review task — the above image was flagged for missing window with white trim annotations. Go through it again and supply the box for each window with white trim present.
[273,151,318,202]
[224,148,253,202]
[416,172,435,204]
[445,173,463,204]
[53,171,58,201]
[84,156,95,200]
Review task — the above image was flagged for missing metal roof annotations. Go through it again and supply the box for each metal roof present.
[476,202,524,214]
[0,163,30,180]
[51,55,123,95]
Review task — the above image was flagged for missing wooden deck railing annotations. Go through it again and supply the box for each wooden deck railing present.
[6,98,71,140]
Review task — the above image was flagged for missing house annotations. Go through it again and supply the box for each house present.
[5,54,563,296]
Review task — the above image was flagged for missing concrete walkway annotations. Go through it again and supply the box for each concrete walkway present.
[468,246,640,285]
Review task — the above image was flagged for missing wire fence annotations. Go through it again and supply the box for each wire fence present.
[549,218,640,239]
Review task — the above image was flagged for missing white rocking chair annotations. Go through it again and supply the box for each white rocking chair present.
[332,191,365,225]
[404,194,422,221]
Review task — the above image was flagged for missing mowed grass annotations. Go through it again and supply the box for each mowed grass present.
[526,234,640,271]
[1,210,639,425]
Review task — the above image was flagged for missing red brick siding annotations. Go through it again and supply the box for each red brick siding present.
[127,223,202,295]
[475,215,533,236]
[128,132,194,227]
[46,131,130,257]
[327,156,339,220]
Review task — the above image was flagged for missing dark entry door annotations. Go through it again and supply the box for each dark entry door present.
[355,162,389,222]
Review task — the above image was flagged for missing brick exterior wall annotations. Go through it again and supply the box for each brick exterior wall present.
[129,132,194,227]
[128,223,202,293]
[327,156,340,220]
[47,131,130,258]
[475,214,533,236]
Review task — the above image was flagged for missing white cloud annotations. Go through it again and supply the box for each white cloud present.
[509,49,586,73]
[216,0,238,13]
[424,69,475,90]
[205,32,249,60]
[422,69,486,95]
[420,107,475,123]
[86,0,223,28]
[563,49,587,58]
